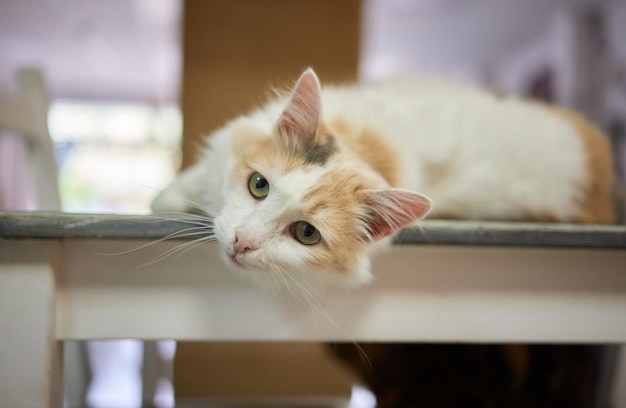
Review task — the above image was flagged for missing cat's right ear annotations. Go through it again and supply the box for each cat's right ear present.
[276,68,322,148]
[360,189,432,240]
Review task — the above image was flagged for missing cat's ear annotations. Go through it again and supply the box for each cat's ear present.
[361,189,432,239]
[276,68,322,147]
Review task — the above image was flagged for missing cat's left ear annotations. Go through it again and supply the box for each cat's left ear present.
[361,189,432,240]
[276,68,322,147]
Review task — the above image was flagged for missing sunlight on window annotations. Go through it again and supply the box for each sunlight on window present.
[48,102,182,213]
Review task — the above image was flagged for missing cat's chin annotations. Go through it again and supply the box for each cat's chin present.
[226,253,245,268]
[218,247,373,290]
[220,249,251,272]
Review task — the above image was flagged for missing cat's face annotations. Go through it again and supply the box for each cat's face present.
[214,132,389,286]
[213,69,431,286]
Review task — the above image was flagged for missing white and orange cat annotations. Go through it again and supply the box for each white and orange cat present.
[152,68,618,286]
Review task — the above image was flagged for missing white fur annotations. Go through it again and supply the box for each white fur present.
[155,78,585,220]
[152,72,587,285]
[316,79,586,220]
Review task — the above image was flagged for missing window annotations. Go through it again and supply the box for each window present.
[48,101,181,213]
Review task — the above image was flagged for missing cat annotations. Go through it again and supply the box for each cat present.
[153,68,619,407]
[152,67,618,287]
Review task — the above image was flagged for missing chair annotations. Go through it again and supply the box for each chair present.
[0,68,60,211]
[0,68,90,407]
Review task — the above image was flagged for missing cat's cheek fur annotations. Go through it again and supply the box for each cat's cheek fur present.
[214,209,375,286]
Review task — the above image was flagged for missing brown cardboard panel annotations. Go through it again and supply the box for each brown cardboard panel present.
[181,0,361,166]
[174,342,356,399]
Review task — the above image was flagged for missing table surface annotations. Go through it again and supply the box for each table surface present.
[2,210,626,248]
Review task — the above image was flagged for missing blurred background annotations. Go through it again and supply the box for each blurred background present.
[0,0,182,213]
[1,0,625,407]
[1,0,625,215]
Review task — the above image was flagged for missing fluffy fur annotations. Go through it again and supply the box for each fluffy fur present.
[152,68,617,286]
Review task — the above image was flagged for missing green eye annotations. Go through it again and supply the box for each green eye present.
[248,172,269,199]
[291,221,321,245]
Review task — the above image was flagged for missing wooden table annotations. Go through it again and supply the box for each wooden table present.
[1,211,626,407]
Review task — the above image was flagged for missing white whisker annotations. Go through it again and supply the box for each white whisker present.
[182,198,218,217]
[267,267,287,309]
[173,236,214,261]
[87,229,214,258]
[282,269,318,317]
[264,269,279,304]
[270,268,374,376]
[310,297,374,377]
[148,212,214,226]
[138,235,213,267]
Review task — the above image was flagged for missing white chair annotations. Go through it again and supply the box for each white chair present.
[0,68,60,211]
[0,68,91,407]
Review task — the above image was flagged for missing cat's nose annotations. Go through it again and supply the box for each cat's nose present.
[233,233,258,254]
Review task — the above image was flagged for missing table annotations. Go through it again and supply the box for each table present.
[2,211,626,407]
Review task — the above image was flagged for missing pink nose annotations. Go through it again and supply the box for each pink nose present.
[233,233,258,254]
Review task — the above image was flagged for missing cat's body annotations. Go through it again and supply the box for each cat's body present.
[154,69,618,408]
[153,68,617,285]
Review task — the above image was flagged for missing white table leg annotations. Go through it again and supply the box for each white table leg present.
[0,241,62,408]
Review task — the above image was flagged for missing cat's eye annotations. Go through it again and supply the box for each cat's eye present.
[291,221,321,245]
[248,172,269,199]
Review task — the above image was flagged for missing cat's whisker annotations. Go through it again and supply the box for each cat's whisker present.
[182,198,218,217]
[152,222,214,238]
[162,226,215,239]
[265,269,281,306]
[172,236,214,261]
[275,273,375,377]
[148,211,214,225]
[280,268,317,311]
[271,268,290,310]
[137,243,193,268]
[263,267,374,376]
[87,226,214,257]
[273,265,304,308]
[259,266,280,305]
[296,276,322,315]
[138,235,213,267]
[276,268,296,304]
[391,229,408,256]
[306,294,374,377]
[419,223,432,243]
[152,227,215,245]
[147,236,210,263]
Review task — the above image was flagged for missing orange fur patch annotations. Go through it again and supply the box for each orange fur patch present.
[552,107,616,224]
[329,118,401,186]
[300,173,369,274]
[296,120,404,273]
[240,136,305,176]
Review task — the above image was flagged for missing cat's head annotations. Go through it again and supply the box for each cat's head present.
[213,68,431,286]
